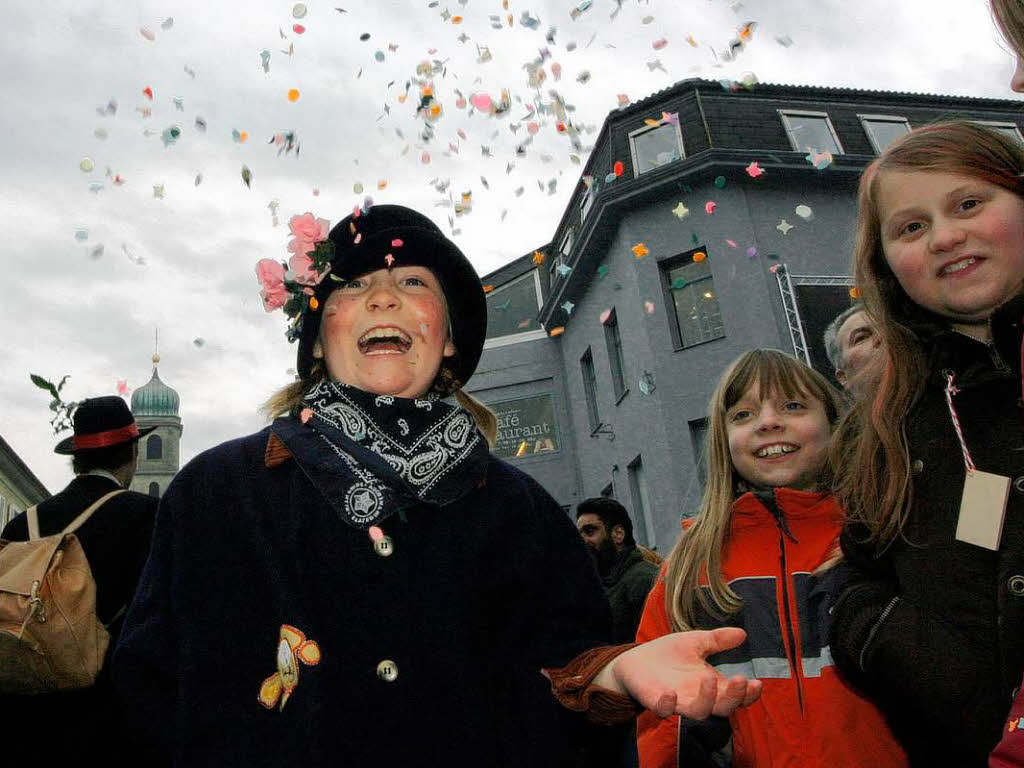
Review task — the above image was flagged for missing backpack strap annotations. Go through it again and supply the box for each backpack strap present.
[26,506,40,540]
[61,490,127,536]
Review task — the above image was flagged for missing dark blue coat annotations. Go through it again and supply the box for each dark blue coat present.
[113,424,612,767]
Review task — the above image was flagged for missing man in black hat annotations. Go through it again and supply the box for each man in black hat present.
[1,396,160,766]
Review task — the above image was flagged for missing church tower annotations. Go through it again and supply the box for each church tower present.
[129,352,182,498]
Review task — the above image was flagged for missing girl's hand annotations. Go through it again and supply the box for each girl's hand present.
[595,628,762,718]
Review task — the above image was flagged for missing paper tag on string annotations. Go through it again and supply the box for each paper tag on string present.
[955,470,1011,550]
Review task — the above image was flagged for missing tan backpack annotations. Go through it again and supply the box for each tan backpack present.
[0,489,125,693]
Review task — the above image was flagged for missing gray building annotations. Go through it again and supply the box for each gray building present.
[470,78,1024,551]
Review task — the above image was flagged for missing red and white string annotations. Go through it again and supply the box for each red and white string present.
[944,372,977,474]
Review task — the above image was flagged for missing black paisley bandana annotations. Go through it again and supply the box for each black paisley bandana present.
[273,380,490,529]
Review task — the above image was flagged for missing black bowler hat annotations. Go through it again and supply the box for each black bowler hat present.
[297,205,487,392]
[54,396,157,455]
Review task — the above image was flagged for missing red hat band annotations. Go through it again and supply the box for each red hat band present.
[72,424,140,450]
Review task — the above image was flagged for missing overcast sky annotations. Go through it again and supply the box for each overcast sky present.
[1,0,1019,495]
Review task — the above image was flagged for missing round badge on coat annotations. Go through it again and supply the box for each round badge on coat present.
[346,484,383,522]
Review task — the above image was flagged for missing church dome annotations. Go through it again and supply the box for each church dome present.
[131,354,180,417]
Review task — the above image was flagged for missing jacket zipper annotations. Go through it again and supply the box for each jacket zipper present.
[952,324,1010,373]
[776,525,805,714]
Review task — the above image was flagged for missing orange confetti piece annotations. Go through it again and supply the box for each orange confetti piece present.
[483,284,495,293]
[532,251,546,265]
[452,15,463,23]
[693,252,707,262]
[287,89,300,102]
[849,286,861,299]
[613,160,624,177]
[631,243,649,258]
[377,179,388,190]
[548,326,565,337]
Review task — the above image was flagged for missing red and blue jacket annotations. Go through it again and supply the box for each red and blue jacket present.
[636,488,908,768]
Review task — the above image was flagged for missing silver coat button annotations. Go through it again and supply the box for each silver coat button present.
[911,459,924,475]
[1009,576,1024,597]
[1014,477,1024,494]
[374,536,394,557]
[376,659,398,682]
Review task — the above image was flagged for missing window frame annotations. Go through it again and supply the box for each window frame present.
[857,113,911,154]
[973,120,1024,143]
[628,113,685,176]
[482,269,547,349]
[580,346,601,433]
[627,454,656,548]
[602,308,628,403]
[146,433,163,460]
[778,109,845,155]
[659,248,727,351]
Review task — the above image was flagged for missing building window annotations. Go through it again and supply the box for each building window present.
[602,308,628,401]
[779,110,844,155]
[662,250,726,349]
[147,434,162,460]
[688,418,709,488]
[148,482,160,498]
[629,113,684,175]
[548,254,564,290]
[580,185,594,221]
[580,347,601,432]
[859,114,911,154]
[559,228,574,258]
[627,455,655,548]
[484,270,544,344]
[973,120,1024,144]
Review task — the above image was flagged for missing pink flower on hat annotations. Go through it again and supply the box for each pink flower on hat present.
[256,259,288,311]
[287,212,330,259]
[288,253,329,287]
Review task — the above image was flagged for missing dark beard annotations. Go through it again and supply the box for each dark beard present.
[589,538,619,576]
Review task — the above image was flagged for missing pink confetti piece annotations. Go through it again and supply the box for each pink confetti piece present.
[652,38,668,49]
[644,301,656,315]
[354,232,363,244]
[599,308,611,324]
[705,201,717,214]
[745,161,765,178]
[391,238,404,248]
[384,254,395,266]
[300,408,313,424]
[368,525,384,542]
[470,93,493,111]
[293,24,306,34]
[726,239,738,248]
[769,264,781,274]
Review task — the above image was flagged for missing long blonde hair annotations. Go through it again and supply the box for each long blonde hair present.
[663,349,842,632]
[830,121,1024,551]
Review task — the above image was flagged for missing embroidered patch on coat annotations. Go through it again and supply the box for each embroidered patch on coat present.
[258,624,322,711]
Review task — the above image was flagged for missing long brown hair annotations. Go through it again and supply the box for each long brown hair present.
[992,0,1024,60]
[663,349,842,632]
[831,120,1024,550]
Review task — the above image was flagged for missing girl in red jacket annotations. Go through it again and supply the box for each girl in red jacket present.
[636,349,907,768]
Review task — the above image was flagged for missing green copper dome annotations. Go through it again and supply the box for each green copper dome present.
[131,355,180,417]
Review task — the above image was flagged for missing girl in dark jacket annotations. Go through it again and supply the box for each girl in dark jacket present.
[828,120,1024,767]
[112,204,760,767]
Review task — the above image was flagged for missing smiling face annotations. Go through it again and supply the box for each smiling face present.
[876,170,1024,336]
[314,266,455,398]
[725,383,832,492]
